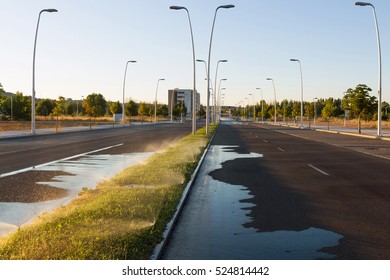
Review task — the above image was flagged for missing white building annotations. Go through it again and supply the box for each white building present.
[168,89,200,118]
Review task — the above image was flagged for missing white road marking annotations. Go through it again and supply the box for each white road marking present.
[263,139,268,143]
[277,147,286,152]
[0,143,124,178]
[308,164,330,176]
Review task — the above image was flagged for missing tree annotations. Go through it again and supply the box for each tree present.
[126,100,138,123]
[8,92,31,120]
[109,101,121,116]
[51,96,67,132]
[305,103,314,128]
[138,102,147,124]
[321,98,337,130]
[83,93,107,118]
[36,98,55,116]
[343,84,377,134]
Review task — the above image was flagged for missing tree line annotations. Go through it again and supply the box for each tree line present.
[231,84,389,129]
[0,84,188,122]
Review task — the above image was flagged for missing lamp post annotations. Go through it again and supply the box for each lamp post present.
[218,88,226,122]
[154,78,165,123]
[122,60,137,125]
[290,58,304,128]
[213,60,228,123]
[217,78,227,122]
[256,88,264,122]
[32,8,58,135]
[355,2,382,137]
[170,6,197,134]
[249,93,256,122]
[206,4,235,134]
[266,78,277,124]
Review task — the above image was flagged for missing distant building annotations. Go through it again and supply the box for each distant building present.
[168,89,200,117]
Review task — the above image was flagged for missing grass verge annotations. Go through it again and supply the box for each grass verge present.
[0,125,216,259]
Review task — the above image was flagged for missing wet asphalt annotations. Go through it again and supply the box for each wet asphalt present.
[161,121,390,260]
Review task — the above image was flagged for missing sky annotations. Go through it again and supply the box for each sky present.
[0,0,389,107]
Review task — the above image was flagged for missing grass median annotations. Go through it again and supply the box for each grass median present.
[0,125,216,260]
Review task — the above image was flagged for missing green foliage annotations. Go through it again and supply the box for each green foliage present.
[83,93,107,117]
[342,84,377,133]
[126,100,138,117]
[9,92,31,120]
[36,98,56,116]
[51,96,67,117]
[109,101,121,115]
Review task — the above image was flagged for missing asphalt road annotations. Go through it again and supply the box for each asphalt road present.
[0,123,192,202]
[162,121,390,259]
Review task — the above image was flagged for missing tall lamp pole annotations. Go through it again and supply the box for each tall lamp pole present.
[122,60,137,125]
[154,78,165,123]
[206,4,235,134]
[32,8,58,135]
[256,88,264,122]
[290,58,304,128]
[249,93,256,122]
[266,78,277,124]
[213,59,228,124]
[355,2,382,137]
[170,6,197,134]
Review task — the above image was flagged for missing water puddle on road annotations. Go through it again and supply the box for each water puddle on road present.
[0,152,153,237]
[199,145,343,259]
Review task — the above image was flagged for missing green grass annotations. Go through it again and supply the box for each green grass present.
[0,125,216,259]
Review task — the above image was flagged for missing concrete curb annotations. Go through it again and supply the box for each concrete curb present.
[265,121,390,142]
[150,130,216,260]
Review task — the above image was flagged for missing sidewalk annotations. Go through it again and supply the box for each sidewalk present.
[0,122,153,140]
[269,121,390,141]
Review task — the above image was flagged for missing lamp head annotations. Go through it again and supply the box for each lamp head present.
[290,58,299,62]
[355,2,372,6]
[43,9,58,13]
[219,4,235,9]
[170,6,186,10]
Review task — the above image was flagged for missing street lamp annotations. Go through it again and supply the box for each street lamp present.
[154,78,165,123]
[217,78,227,121]
[266,78,277,124]
[206,4,235,134]
[32,8,58,135]
[213,60,228,123]
[170,6,197,134]
[256,88,264,122]
[249,93,256,122]
[122,60,137,125]
[290,58,304,128]
[355,2,382,138]
[218,88,226,122]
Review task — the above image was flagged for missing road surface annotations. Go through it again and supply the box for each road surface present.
[162,121,390,259]
[0,123,192,203]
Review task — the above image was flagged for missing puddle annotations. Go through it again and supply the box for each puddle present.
[165,145,343,259]
[207,145,343,259]
[0,152,153,237]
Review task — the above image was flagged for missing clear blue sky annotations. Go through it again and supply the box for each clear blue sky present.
[0,0,389,107]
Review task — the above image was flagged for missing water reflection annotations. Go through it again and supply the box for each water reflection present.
[0,152,152,237]
[165,145,342,259]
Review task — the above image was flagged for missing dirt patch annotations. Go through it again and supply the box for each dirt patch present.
[0,171,70,203]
